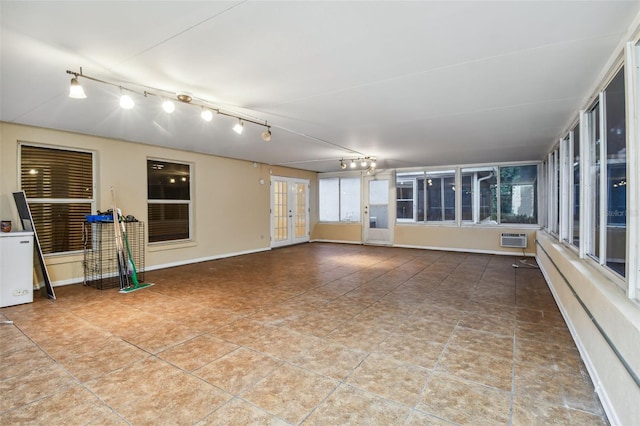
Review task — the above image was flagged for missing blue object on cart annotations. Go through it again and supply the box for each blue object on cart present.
[85,214,113,223]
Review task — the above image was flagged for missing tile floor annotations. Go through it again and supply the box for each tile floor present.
[0,243,607,425]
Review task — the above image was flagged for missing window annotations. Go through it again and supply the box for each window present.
[461,165,538,225]
[500,165,537,224]
[426,171,456,222]
[396,173,424,221]
[396,170,455,223]
[20,144,94,254]
[147,160,191,243]
[571,124,581,247]
[586,101,602,260]
[584,67,626,279]
[461,167,497,224]
[318,177,360,222]
[604,68,626,276]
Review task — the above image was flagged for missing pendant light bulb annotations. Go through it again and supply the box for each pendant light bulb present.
[69,77,86,99]
[350,160,356,169]
[233,119,244,135]
[370,160,377,168]
[162,99,175,113]
[340,160,347,170]
[201,108,213,122]
[361,159,368,167]
[119,93,134,109]
[261,127,272,141]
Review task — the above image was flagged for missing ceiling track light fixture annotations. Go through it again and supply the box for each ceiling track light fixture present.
[339,156,378,172]
[65,67,272,140]
[233,119,244,135]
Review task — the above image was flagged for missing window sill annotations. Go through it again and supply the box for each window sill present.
[148,240,197,252]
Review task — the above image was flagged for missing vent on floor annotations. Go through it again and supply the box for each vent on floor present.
[500,233,527,248]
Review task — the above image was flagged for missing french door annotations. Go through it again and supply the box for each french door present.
[363,172,394,245]
[271,176,309,248]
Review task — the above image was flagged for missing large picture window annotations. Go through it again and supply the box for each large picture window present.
[500,165,537,224]
[147,159,191,243]
[318,177,360,222]
[20,144,94,254]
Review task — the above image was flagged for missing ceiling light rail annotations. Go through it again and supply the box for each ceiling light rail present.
[340,156,377,174]
[66,67,273,141]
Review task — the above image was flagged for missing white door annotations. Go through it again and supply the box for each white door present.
[271,177,309,248]
[363,172,394,245]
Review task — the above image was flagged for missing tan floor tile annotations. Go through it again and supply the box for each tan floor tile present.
[290,339,368,380]
[58,337,150,382]
[394,318,457,344]
[374,333,445,369]
[327,321,392,351]
[436,347,513,391]
[116,317,200,354]
[197,398,289,425]
[417,373,511,425]
[0,363,78,412]
[87,357,231,424]
[512,395,608,425]
[0,324,34,355]
[459,312,515,337]
[406,410,457,425]
[515,338,585,373]
[194,347,283,394]
[303,384,411,425]
[0,385,125,425]
[158,334,238,371]
[346,353,431,406]
[0,344,55,380]
[246,326,320,360]
[241,363,339,424]
[448,327,514,359]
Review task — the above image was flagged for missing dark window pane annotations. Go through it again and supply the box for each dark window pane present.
[500,165,538,224]
[21,145,93,199]
[148,203,189,242]
[572,125,580,247]
[147,160,190,200]
[605,67,626,276]
[28,203,91,254]
[461,175,472,221]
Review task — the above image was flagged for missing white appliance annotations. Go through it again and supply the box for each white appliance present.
[0,231,34,307]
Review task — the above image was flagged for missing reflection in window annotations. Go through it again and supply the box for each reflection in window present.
[147,160,191,243]
[572,124,580,247]
[500,165,537,224]
[605,68,626,276]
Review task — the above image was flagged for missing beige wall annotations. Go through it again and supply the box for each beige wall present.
[312,222,363,243]
[0,122,317,285]
[396,224,537,255]
[536,232,640,426]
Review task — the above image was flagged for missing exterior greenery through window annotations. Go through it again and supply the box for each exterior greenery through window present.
[147,160,191,243]
[20,144,94,254]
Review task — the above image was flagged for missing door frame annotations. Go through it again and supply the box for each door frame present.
[270,176,310,248]
[363,171,395,245]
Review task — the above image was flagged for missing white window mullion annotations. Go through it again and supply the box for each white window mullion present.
[598,92,607,266]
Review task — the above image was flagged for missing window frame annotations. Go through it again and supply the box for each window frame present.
[146,158,193,244]
[18,142,96,256]
[318,175,361,223]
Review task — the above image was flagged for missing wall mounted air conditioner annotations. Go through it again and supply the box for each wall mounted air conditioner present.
[500,233,527,248]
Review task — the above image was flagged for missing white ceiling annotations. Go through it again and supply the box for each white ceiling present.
[1,1,638,172]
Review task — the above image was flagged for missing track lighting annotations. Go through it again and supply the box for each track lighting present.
[261,127,272,142]
[65,67,273,141]
[162,99,175,113]
[69,77,86,99]
[201,108,213,122]
[339,156,378,172]
[233,119,244,135]
[119,91,134,110]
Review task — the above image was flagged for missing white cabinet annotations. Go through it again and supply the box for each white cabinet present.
[0,231,34,307]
